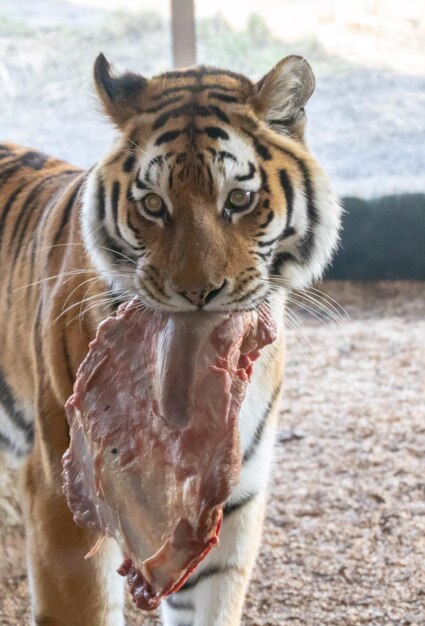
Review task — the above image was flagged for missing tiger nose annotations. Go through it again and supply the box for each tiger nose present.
[177,280,227,308]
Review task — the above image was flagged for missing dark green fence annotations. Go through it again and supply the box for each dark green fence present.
[327,194,425,280]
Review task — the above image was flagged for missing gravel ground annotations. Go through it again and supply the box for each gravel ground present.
[1,281,425,626]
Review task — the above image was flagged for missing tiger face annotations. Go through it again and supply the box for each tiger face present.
[82,54,341,312]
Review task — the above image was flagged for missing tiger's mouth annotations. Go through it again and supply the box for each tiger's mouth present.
[127,280,270,316]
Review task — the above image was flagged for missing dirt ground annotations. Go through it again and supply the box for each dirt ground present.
[1,281,424,626]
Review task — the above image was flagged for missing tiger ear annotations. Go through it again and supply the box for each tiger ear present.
[94,53,147,128]
[253,55,315,140]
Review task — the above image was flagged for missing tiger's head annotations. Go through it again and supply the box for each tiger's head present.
[82,53,341,312]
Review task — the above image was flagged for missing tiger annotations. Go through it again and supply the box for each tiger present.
[0,53,341,626]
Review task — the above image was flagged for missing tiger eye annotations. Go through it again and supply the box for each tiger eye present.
[143,193,163,213]
[228,189,252,209]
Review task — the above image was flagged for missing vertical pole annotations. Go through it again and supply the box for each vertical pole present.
[171,0,196,68]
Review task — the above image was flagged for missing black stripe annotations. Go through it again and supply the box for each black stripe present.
[0,367,34,443]
[217,150,237,162]
[168,166,174,189]
[96,178,136,264]
[63,329,74,384]
[259,166,271,193]
[255,250,272,262]
[135,178,149,190]
[0,183,28,251]
[177,565,227,592]
[29,172,81,290]
[273,144,319,260]
[204,127,229,140]
[206,164,214,194]
[0,430,14,452]
[208,105,230,124]
[165,596,194,611]
[223,492,256,516]
[50,176,82,249]
[144,96,183,113]
[258,231,286,248]
[152,104,210,131]
[152,84,235,100]
[155,129,182,146]
[270,251,297,275]
[111,180,121,238]
[20,150,48,170]
[151,85,196,99]
[97,178,106,220]
[295,163,317,260]
[208,93,238,103]
[0,163,23,184]
[141,277,164,303]
[8,179,50,255]
[123,154,137,173]
[96,176,138,262]
[259,209,274,229]
[279,169,294,235]
[281,226,296,239]
[126,210,143,238]
[9,176,61,265]
[235,162,256,182]
[0,430,26,457]
[110,293,127,311]
[243,131,271,161]
[232,285,262,304]
[242,385,281,463]
[96,223,136,265]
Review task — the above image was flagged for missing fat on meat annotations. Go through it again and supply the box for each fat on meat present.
[62,300,276,610]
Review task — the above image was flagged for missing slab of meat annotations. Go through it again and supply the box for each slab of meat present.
[62,300,276,610]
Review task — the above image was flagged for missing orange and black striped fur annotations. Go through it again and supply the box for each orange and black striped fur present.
[0,54,341,625]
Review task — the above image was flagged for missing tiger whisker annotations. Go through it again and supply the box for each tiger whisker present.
[122,134,157,162]
[285,305,328,378]
[287,290,344,325]
[265,273,349,322]
[285,295,336,332]
[259,275,346,325]
[304,285,351,321]
[14,269,136,292]
[33,241,138,267]
[61,276,104,313]
[50,291,116,328]
[285,307,316,359]
[68,291,133,327]
[14,269,100,292]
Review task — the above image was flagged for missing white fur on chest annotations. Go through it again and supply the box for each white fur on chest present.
[233,292,286,499]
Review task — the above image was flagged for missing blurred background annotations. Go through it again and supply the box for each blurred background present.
[0,0,424,200]
[1,2,424,626]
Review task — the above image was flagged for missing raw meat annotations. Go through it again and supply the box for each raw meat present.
[62,300,276,610]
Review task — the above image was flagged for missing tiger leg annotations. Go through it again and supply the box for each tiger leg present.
[21,444,125,626]
[161,492,267,626]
